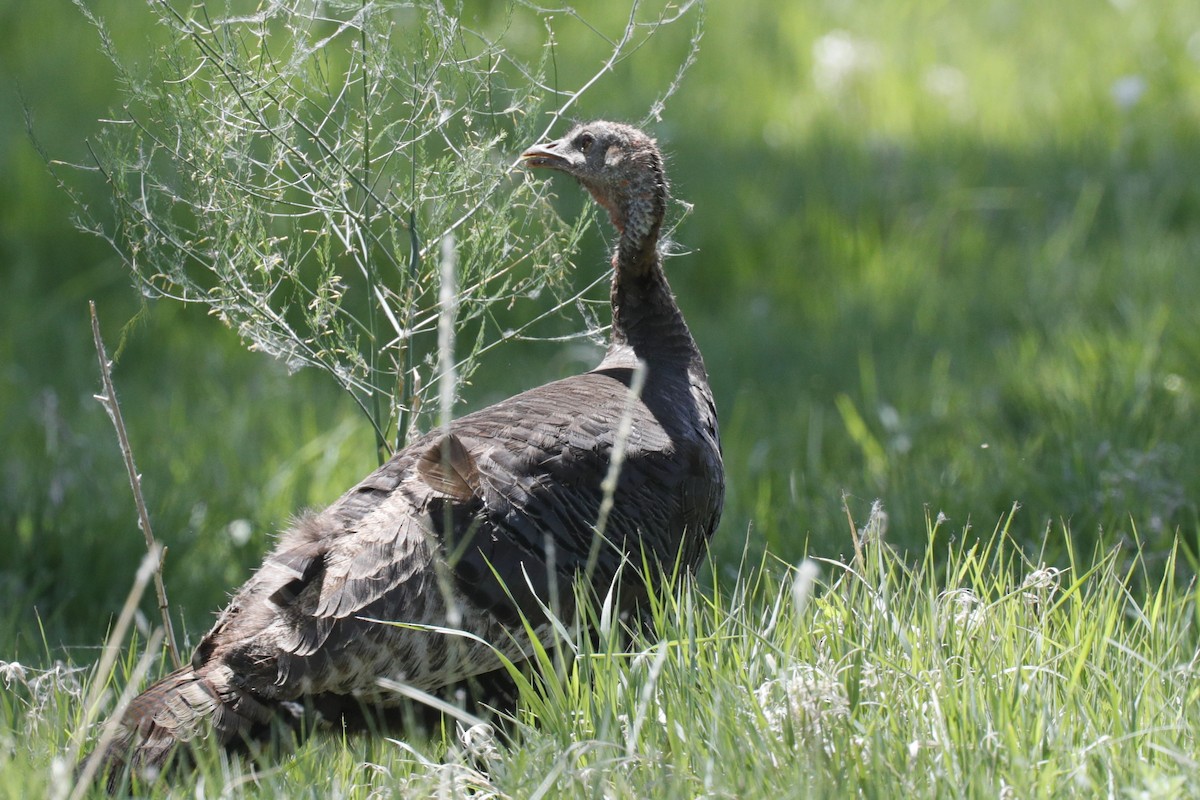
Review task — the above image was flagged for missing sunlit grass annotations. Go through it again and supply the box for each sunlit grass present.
[3,506,1199,797]
[671,0,1200,562]
[3,0,1198,635]
[4,0,1200,795]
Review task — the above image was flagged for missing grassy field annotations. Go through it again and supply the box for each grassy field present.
[2,0,1200,796]
[6,511,1200,798]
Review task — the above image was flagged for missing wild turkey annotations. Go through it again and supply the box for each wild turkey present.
[85,120,724,787]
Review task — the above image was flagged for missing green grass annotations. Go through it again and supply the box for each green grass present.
[4,0,1200,795]
[4,509,1199,797]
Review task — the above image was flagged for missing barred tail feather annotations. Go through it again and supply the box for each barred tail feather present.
[86,665,275,791]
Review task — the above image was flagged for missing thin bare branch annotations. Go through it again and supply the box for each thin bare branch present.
[89,302,181,670]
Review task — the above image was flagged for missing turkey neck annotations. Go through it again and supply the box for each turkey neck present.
[604,195,704,378]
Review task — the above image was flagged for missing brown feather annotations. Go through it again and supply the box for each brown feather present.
[416,433,480,501]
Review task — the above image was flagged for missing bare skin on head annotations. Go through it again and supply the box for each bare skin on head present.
[85,120,724,791]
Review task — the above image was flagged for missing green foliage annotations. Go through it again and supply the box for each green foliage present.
[7,515,1200,797]
[3,0,1200,793]
[63,0,703,452]
[669,0,1200,564]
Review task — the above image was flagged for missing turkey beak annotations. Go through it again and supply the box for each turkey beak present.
[520,139,571,171]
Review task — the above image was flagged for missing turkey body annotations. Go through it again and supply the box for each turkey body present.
[195,351,720,705]
[88,120,723,786]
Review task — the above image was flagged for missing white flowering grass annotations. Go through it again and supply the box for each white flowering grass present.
[5,504,1199,798]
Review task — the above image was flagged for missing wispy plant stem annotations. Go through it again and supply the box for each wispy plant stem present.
[358,0,387,463]
[89,302,181,670]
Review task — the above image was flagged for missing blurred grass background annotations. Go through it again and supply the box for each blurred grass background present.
[1,0,1198,661]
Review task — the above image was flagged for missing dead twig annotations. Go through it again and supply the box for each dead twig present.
[89,301,181,670]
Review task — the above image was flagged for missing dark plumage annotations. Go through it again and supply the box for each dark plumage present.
[85,120,724,787]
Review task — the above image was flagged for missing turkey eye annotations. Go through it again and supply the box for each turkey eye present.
[576,134,595,153]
